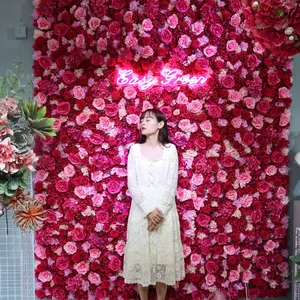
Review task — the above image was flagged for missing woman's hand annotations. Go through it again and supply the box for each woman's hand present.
[147,218,162,231]
[147,208,164,231]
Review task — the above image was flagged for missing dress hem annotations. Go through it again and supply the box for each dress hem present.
[123,275,186,288]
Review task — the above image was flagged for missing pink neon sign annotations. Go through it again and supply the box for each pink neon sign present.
[116,68,208,91]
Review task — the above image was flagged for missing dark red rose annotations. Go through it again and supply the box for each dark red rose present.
[196,213,211,227]
[190,273,201,283]
[213,245,223,255]
[38,56,52,69]
[227,256,237,265]
[274,226,286,238]
[157,47,167,56]
[216,233,228,245]
[271,150,284,164]
[241,260,251,269]
[256,256,268,269]
[251,209,262,223]
[35,290,45,299]
[57,102,71,115]
[54,23,69,36]
[107,57,116,67]
[108,21,121,35]
[56,257,69,270]
[207,105,222,118]
[71,253,81,263]
[91,53,104,66]
[242,131,255,146]
[256,100,270,114]
[215,59,225,68]
[205,260,219,274]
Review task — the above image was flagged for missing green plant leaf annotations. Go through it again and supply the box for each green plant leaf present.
[290,255,300,264]
[0,180,7,194]
[7,178,20,191]
[295,272,300,283]
[36,106,46,119]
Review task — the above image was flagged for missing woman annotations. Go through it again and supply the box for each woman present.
[123,108,185,300]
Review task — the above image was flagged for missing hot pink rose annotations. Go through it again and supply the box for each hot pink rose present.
[96,210,109,223]
[126,114,139,125]
[74,7,86,20]
[37,17,51,30]
[167,14,178,29]
[72,227,86,241]
[190,253,202,266]
[124,86,137,99]
[88,17,101,30]
[142,18,153,31]
[196,213,211,227]
[38,271,52,283]
[178,34,192,49]
[72,86,86,100]
[75,262,89,275]
[210,24,223,37]
[47,39,59,51]
[229,270,240,282]
[220,75,235,88]
[226,40,239,52]
[200,120,212,132]
[159,28,173,44]
[107,180,122,194]
[55,257,69,270]
[64,242,77,255]
[74,186,88,199]
[243,97,256,109]
[192,21,204,35]
[176,92,188,104]
[205,274,216,286]
[230,13,241,27]
[109,256,121,271]
[203,45,217,57]
[76,112,89,125]
[125,33,138,48]
[55,180,69,192]
[92,193,104,207]
[216,233,228,245]
[226,190,237,200]
[57,102,71,115]
[88,272,101,285]
[264,240,276,252]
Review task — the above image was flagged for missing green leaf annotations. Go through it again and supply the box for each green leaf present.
[4,184,16,197]
[0,180,7,194]
[290,255,300,264]
[21,170,30,185]
[36,106,46,119]
[7,178,20,191]
[295,271,300,283]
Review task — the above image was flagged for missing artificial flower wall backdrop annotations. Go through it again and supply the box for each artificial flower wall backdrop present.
[32,0,294,299]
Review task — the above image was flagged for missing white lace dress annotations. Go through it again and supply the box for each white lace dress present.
[123,143,185,287]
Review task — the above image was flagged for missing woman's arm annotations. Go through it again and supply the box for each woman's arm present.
[127,145,155,218]
[157,144,179,216]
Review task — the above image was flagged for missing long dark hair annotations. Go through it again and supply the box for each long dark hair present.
[138,108,170,146]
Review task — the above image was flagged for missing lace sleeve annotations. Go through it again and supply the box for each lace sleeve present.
[157,144,179,216]
[127,145,155,218]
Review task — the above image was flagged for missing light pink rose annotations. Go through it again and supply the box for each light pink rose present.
[231,117,242,128]
[276,187,286,199]
[74,7,86,20]
[141,46,154,58]
[97,38,107,51]
[47,39,59,51]
[126,114,139,125]
[37,17,51,30]
[88,272,101,285]
[253,42,265,54]
[98,117,114,130]
[200,120,212,132]
[228,90,242,102]
[178,35,192,49]
[264,240,276,252]
[280,110,290,126]
[64,242,77,255]
[177,188,190,202]
[229,270,240,282]
[125,33,138,48]
[91,171,103,182]
[167,14,178,29]
[92,193,104,207]
[123,11,133,23]
[226,190,237,201]
[124,86,137,99]
[89,249,101,259]
[75,262,89,275]
[179,119,193,132]
[64,164,75,177]
[205,274,216,286]
[230,13,241,27]
[242,270,253,283]
[243,97,256,109]
[93,98,105,110]
[38,271,52,283]
[224,245,235,255]
[238,172,252,186]
[226,40,239,52]
[217,170,227,182]
[115,240,126,256]
[241,195,253,207]
[183,245,191,257]
[106,180,122,194]
[191,21,204,35]
[142,18,153,31]
[88,17,101,30]
[198,35,209,46]
[278,262,288,273]
[74,186,88,199]
[278,87,291,98]
[188,100,203,113]
[190,253,202,266]
[191,173,204,186]
[242,249,254,259]
[35,245,46,259]
[72,86,86,100]
[35,170,48,182]
[76,112,89,126]
[266,165,277,176]
[203,45,217,57]
[142,101,153,111]
[252,116,264,130]
[75,34,85,48]
[35,92,47,105]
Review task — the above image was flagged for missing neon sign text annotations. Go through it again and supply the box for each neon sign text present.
[116,68,208,91]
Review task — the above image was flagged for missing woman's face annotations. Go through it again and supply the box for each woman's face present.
[139,112,164,136]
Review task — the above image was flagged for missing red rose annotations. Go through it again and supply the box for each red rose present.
[219,89,228,97]
[150,60,164,75]
[176,0,189,12]
[105,104,119,117]
[71,227,86,241]
[195,58,209,71]
[256,256,268,269]
[257,181,270,193]
[52,287,66,300]
[107,57,116,67]
[91,53,104,66]
[221,155,236,167]
[256,100,270,114]
[205,260,219,274]
[209,183,221,197]
[55,257,69,270]
[190,273,201,283]
[38,56,52,69]
[36,290,45,299]
[246,54,259,68]
[109,229,119,238]
[209,24,223,37]
[54,23,69,36]
[274,226,286,238]
[96,211,109,223]
[112,0,125,9]
[215,59,225,68]
[271,151,284,164]
[157,47,167,56]
[194,137,207,150]
[109,255,121,271]
[108,21,121,35]
[62,71,76,84]
[251,209,262,223]
[207,105,222,118]
[213,245,223,255]
[227,256,237,265]
[242,131,255,146]
[95,288,108,299]
[196,213,211,227]
[102,280,110,289]
[241,260,251,269]
[71,253,81,263]
[57,102,71,115]
[220,75,235,88]
[268,71,280,85]
[216,233,228,245]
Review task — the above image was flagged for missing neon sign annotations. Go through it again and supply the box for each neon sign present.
[116,68,208,91]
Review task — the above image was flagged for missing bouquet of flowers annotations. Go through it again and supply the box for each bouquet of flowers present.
[243,0,300,57]
[0,62,56,231]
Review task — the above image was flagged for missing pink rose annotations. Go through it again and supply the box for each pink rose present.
[242,270,253,283]
[88,272,101,285]
[276,187,286,199]
[224,245,235,255]
[217,170,227,182]
[200,120,212,132]
[159,28,173,44]
[141,46,154,58]
[47,39,59,51]
[64,242,77,255]
[188,100,203,113]
[266,165,277,176]
[72,227,86,241]
[108,21,121,35]
[35,92,47,105]
[75,34,85,48]
[35,245,46,259]
[278,262,288,273]
[126,114,139,125]
[96,210,109,223]
[142,18,153,31]
[176,92,188,104]
[176,0,189,12]
[125,33,138,48]
[98,117,114,130]
[241,195,253,207]
[178,34,192,49]
[228,90,242,102]
[238,172,252,186]
[64,164,75,177]
[230,13,241,27]
[109,256,121,271]
[190,253,202,266]
[231,117,242,128]
[105,103,118,117]
[247,54,259,68]
[35,170,48,182]
[243,97,256,109]
[220,75,235,88]
[91,171,103,182]
[89,249,101,259]
[76,112,89,125]
[97,38,108,51]
[216,233,228,245]
[55,257,69,270]
[177,188,190,202]
[74,186,88,199]
[123,11,133,23]
[124,86,137,99]
[264,240,276,252]
[107,180,122,194]
[115,240,125,256]
[210,24,223,37]
[75,261,89,275]
[203,45,217,57]
[72,86,86,100]
[191,173,204,186]
[57,102,71,115]
[38,271,52,283]
[207,105,222,118]
[205,274,216,286]
[196,213,211,227]
[179,119,194,133]
[229,270,240,282]
[280,110,290,126]
[37,17,51,30]
[167,14,178,29]
[226,190,237,201]
[257,181,270,193]
[93,98,105,111]
[226,40,239,52]
[88,17,101,30]
[268,71,280,85]
[74,7,86,20]
[55,180,69,192]
[256,100,270,114]
[252,116,264,130]
[278,87,291,98]
[192,21,204,35]
[251,210,262,223]
[92,193,104,207]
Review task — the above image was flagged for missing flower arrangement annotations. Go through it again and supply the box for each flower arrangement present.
[0,62,56,231]
[243,0,300,56]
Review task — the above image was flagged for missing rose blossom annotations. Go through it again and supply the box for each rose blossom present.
[74,7,86,20]
[124,86,137,99]
[257,181,270,193]
[35,245,46,259]
[64,164,75,177]
[74,186,88,199]
[52,287,66,300]
[280,110,290,126]
[266,165,277,176]
[205,274,216,286]
[190,253,202,266]
[75,34,85,48]
[55,257,69,270]
[108,21,121,35]
[176,0,189,12]
[220,75,235,88]
[159,28,173,44]
[210,24,223,37]
[228,90,242,102]
[96,210,109,223]
[167,14,178,28]
[252,116,264,130]
[115,240,126,256]
[203,45,217,57]
[72,86,86,100]
[76,112,89,126]
[126,114,139,125]
[109,256,121,271]
[92,193,104,207]
[264,240,276,252]
[37,17,51,30]
[242,270,253,283]
[90,249,101,259]
[64,242,77,255]
[55,180,68,192]
[141,46,154,58]
[224,245,236,255]
[35,170,48,182]
[178,35,192,49]
[278,87,291,98]
[238,172,251,186]
[75,261,89,275]
[226,40,240,52]
[107,180,122,194]
[188,100,203,113]
[88,272,101,285]
[123,11,133,23]
[231,117,242,128]
[38,271,52,283]
[88,17,101,30]
[35,92,47,105]
[93,98,105,111]
[47,39,59,51]
[196,213,211,227]
[125,33,138,48]
[191,21,204,35]
[191,173,204,186]
[142,18,153,31]
[230,13,241,27]
[57,102,70,115]
[243,97,256,109]
[177,92,188,104]
[97,38,108,51]
[229,270,240,282]
[200,120,212,132]
[217,170,227,182]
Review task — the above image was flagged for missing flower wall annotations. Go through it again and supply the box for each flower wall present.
[32,0,292,299]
